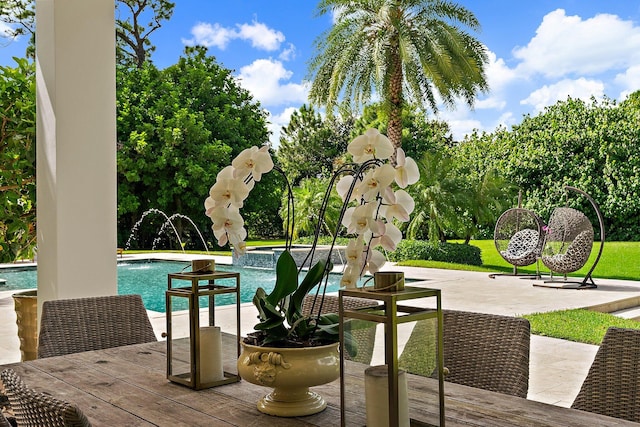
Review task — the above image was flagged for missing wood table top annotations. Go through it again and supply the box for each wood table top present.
[1,338,637,427]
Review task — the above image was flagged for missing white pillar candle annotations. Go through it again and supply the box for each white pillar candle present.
[199,326,224,383]
[365,365,410,427]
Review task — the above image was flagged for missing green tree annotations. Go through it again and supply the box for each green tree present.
[116,0,175,68]
[407,151,463,242]
[277,104,352,185]
[455,93,640,240]
[117,47,272,248]
[352,103,453,159]
[308,0,488,153]
[0,58,35,262]
[0,0,173,64]
[281,177,343,240]
[0,0,34,58]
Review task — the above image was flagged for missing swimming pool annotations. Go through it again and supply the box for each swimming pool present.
[0,260,351,313]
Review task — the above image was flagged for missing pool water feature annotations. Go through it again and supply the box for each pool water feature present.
[0,260,355,313]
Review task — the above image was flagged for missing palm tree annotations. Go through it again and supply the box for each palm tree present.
[308,0,489,154]
[407,151,463,242]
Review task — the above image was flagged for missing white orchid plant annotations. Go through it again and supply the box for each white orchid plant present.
[337,128,419,288]
[204,129,418,347]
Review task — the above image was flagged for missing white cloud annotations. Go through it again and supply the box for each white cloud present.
[484,51,520,93]
[614,65,640,99]
[236,58,309,107]
[279,43,296,61]
[236,21,285,51]
[0,22,16,39]
[183,20,285,52]
[183,23,235,50]
[520,78,605,112]
[514,9,640,78]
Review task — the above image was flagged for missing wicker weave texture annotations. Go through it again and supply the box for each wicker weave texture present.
[0,369,91,427]
[494,208,544,267]
[442,310,530,398]
[542,207,594,274]
[571,327,640,422]
[303,295,378,364]
[37,294,157,359]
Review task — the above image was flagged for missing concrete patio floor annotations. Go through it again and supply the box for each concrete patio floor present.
[2,253,639,408]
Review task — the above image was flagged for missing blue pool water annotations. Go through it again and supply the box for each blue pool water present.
[0,260,350,313]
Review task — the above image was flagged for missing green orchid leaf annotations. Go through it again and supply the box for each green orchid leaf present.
[254,316,285,331]
[266,250,298,306]
[290,258,331,315]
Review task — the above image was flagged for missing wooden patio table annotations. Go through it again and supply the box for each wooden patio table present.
[1,337,636,426]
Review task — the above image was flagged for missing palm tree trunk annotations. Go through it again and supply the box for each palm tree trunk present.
[387,38,403,166]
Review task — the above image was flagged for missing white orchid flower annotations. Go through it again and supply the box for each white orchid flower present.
[232,145,274,182]
[209,206,245,246]
[207,176,250,209]
[394,148,420,188]
[348,128,394,163]
[228,231,248,255]
[364,248,387,274]
[381,190,415,222]
[342,203,381,235]
[370,222,402,252]
[340,264,361,289]
[358,163,396,202]
[345,236,366,265]
[336,175,363,202]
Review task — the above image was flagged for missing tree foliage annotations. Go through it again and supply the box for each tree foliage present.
[308,0,488,151]
[455,93,640,240]
[117,47,274,248]
[116,0,175,68]
[0,0,172,64]
[276,104,353,185]
[0,58,35,262]
[0,0,34,58]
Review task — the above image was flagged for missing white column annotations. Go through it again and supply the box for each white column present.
[36,0,117,312]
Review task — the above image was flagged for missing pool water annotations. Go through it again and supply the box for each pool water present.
[0,260,352,313]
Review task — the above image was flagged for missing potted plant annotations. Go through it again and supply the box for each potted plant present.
[204,129,419,416]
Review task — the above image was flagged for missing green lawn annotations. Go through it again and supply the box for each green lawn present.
[399,240,640,281]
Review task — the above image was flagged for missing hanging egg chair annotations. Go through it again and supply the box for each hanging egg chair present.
[493,208,545,275]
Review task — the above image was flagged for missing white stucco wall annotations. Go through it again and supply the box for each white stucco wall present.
[36,0,117,315]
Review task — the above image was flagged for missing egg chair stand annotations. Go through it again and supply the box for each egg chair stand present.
[489,207,545,279]
[534,186,604,290]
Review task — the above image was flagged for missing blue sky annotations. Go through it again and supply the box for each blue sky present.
[2,1,640,147]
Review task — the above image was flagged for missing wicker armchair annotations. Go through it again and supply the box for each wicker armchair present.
[442,310,530,398]
[0,369,91,427]
[37,294,157,359]
[571,327,640,422]
[303,294,378,364]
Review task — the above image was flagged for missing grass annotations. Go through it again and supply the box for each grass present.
[523,309,640,345]
[398,240,640,281]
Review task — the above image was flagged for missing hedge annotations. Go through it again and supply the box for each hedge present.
[388,240,482,266]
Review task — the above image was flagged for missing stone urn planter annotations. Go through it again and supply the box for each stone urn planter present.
[237,340,340,417]
[12,290,38,361]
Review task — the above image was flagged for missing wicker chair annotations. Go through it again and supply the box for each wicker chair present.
[441,310,530,398]
[303,294,378,364]
[37,294,157,359]
[541,207,594,275]
[493,208,544,276]
[571,327,640,422]
[0,369,91,427]
[0,412,12,427]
